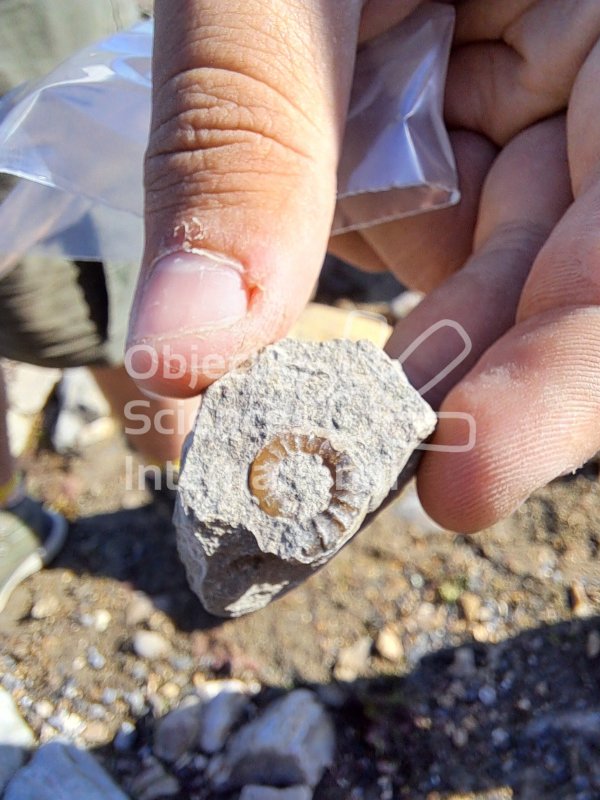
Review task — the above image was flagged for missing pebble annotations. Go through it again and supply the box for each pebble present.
[114,721,137,752]
[240,787,313,800]
[4,741,127,799]
[30,595,60,620]
[33,700,53,720]
[197,680,256,754]
[82,720,110,745]
[48,711,86,738]
[209,689,335,790]
[478,686,497,707]
[153,699,203,762]
[0,688,35,792]
[375,627,404,662]
[126,593,156,627]
[570,581,594,618]
[132,631,172,661]
[129,757,179,800]
[102,688,119,706]
[586,630,600,659]
[125,691,147,716]
[87,647,106,670]
[93,609,112,632]
[459,592,481,623]
[449,647,476,678]
[334,637,372,682]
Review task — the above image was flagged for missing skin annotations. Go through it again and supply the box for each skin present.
[128,0,600,532]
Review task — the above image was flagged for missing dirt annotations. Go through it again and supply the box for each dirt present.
[1,412,600,800]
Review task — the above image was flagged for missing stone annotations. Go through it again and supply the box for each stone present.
[240,786,313,800]
[126,592,156,626]
[129,757,179,800]
[0,688,35,792]
[197,680,256,754]
[459,592,482,623]
[153,700,203,762]
[132,630,172,660]
[4,742,127,800]
[333,637,372,682]
[30,594,61,620]
[208,689,334,790]
[175,339,436,617]
[375,626,404,662]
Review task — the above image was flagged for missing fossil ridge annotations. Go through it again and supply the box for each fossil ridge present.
[174,338,437,616]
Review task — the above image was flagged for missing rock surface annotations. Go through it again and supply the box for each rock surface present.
[0,689,35,792]
[208,689,334,790]
[175,338,436,616]
[4,741,127,800]
[240,786,313,800]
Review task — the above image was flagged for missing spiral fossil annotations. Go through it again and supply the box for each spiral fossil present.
[248,432,369,550]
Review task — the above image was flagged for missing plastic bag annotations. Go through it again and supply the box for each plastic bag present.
[0,3,457,274]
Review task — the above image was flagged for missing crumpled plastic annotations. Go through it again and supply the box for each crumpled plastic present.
[0,3,457,275]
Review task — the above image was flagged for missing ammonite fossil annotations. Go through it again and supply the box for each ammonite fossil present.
[249,431,370,552]
[174,338,436,617]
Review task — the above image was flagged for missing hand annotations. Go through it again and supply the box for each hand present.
[127,0,600,532]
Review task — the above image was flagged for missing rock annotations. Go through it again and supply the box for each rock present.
[197,680,256,754]
[449,647,477,678]
[175,339,436,617]
[30,594,60,620]
[570,580,594,618]
[132,630,172,660]
[126,592,156,626]
[459,592,482,623]
[129,757,179,800]
[82,720,110,745]
[587,630,600,659]
[153,699,203,762]
[240,786,313,800]
[334,637,372,681]
[4,741,127,799]
[375,627,403,662]
[113,721,137,752]
[51,368,112,453]
[87,646,106,670]
[208,689,335,790]
[0,689,35,792]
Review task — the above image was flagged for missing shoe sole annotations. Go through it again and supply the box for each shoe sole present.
[0,510,68,615]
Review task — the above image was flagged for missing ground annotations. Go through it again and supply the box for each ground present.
[2,403,600,799]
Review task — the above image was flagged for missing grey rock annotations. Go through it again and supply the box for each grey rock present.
[129,757,179,800]
[153,699,203,762]
[132,630,172,660]
[197,680,256,754]
[240,787,313,800]
[113,721,137,752]
[0,689,34,792]
[208,689,334,790]
[175,339,436,616]
[4,742,127,800]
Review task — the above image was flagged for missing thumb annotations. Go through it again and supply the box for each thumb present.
[127,0,363,397]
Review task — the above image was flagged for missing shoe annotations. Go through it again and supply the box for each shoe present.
[0,497,68,614]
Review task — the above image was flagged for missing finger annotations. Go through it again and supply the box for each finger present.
[418,306,600,532]
[386,116,571,409]
[328,130,497,288]
[128,0,363,396]
[446,0,600,144]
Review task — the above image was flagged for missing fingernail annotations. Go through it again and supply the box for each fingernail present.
[132,251,248,340]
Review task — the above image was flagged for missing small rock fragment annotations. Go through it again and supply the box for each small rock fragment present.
[153,700,203,762]
[175,339,436,616]
[240,786,313,800]
[334,637,372,682]
[126,593,156,626]
[587,630,600,659]
[129,757,179,800]
[375,627,403,662]
[209,689,334,790]
[132,630,172,660]
[4,742,127,800]
[0,689,35,792]
[459,592,481,623]
[570,581,594,618]
[113,721,137,752]
[30,595,60,620]
[197,680,255,754]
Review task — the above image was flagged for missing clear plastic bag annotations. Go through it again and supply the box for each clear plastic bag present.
[0,3,457,274]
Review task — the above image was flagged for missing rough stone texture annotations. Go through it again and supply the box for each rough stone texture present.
[197,680,256,754]
[208,689,335,790]
[153,699,203,762]
[240,786,313,800]
[175,338,436,616]
[0,689,35,792]
[4,742,127,800]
